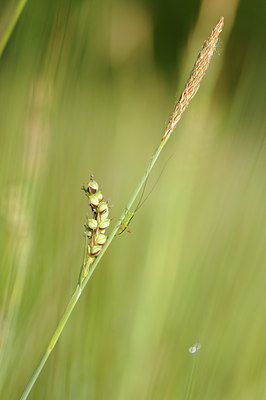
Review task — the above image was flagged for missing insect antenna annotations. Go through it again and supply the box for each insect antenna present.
[133,170,149,212]
[135,154,173,212]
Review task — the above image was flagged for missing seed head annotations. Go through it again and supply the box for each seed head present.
[80,175,110,283]
[162,16,224,142]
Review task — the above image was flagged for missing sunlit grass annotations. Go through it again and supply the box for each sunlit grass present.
[1,1,266,399]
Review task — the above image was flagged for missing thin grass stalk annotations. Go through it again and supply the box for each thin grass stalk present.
[82,15,224,288]
[0,0,28,58]
[18,286,81,400]
[19,16,224,400]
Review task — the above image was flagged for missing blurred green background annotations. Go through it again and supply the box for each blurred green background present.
[1,0,266,399]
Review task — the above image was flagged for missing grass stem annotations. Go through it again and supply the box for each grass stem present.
[19,17,223,399]
[0,0,28,58]
[19,285,81,400]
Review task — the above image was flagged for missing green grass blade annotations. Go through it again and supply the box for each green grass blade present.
[0,0,28,58]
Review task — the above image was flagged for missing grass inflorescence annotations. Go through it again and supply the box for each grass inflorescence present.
[19,17,224,400]
[80,176,110,282]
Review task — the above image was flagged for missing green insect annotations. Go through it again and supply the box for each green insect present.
[117,156,172,235]
[117,209,135,235]
[117,175,150,235]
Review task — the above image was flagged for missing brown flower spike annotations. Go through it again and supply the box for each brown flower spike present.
[19,18,225,400]
[162,16,224,142]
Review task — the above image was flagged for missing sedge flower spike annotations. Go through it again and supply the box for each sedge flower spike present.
[162,16,224,143]
[19,18,224,400]
[80,175,110,282]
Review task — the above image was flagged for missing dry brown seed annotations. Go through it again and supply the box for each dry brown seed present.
[162,16,224,142]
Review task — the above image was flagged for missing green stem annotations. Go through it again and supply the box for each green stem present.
[19,114,174,400]
[20,125,172,400]
[18,16,223,399]
[19,285,81,400]
[81,139,168,291]
[0,0,28,58]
